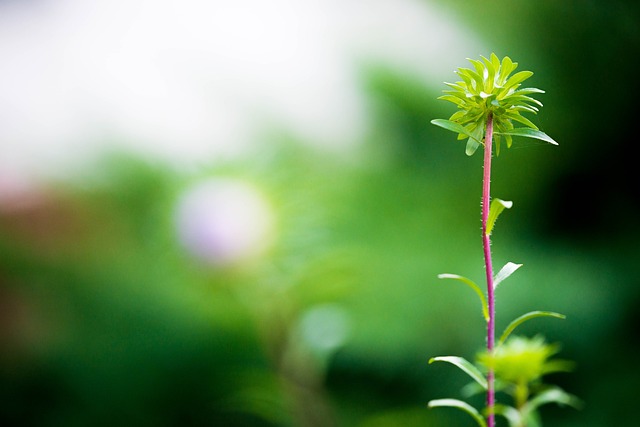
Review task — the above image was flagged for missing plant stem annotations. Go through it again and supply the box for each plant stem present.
[482,112,496,427]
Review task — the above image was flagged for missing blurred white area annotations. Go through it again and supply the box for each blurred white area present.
[175,178,274,266]
[0,0,484,180]
[299,304,350,355]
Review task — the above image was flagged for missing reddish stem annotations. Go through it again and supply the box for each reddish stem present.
[482,113,496,427]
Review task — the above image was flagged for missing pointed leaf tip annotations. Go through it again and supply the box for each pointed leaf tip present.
[486,198,513,236]
[496,128,558,145]
[494,262,523,290]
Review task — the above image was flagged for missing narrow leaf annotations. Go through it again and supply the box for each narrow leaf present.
[429,356,488,390]
[428,399,487,427]
[458,67,484,89]
[486,198,513,237]
[503,70,534,90]
[466,137,480,156]
[523,388,583,415]
[499,311,566,345]
[497,56,514,84]
[493,404,522,427]
[431,119,483,143]
[437,94,465,106]
[513,87,545,96]
[493,262,523,290]
[468,58,485,77]
[444,81,466,91]
[438,274,489,322]
[496,128,558,145]
[504,94,544,107]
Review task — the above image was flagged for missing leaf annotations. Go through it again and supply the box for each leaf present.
[541,359,576,375]
[513,87,545,96]
[503,70,534,91]
[496,128,558,145]
[486,198,513,237]
[466,137,480,156]
[437,274,489,322]
[523,388,582,416]
[497,56,517,85]
[492,404,522,427]
[468,58,486,78]
[437,94,465,107]
[429,356,488,390]
[505,112,539,130]
[466,124,485,156]
[493,262,523,290]
[458,67,484,89]
[503,94,544,107]
[499,311,566,345]
[428,399,487,427]
[431,119,483,143]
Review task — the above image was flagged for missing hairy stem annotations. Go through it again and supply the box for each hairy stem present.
[482,113,496,427]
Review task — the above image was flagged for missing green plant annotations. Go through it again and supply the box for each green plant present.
[428,54,579,426]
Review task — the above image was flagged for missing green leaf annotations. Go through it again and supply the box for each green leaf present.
[444,81,467,91]
[541,359,576,375]
[431,119,482,143]
[523,388,582,416]
[494,134,502,156]
[437,94,465,107]
[513,87,545,96]
[466,137,480,156]
[428,399,487,427]
[486,198,513,237]
[465,124,485,156]
[497,56,517,85]
[490,53,501,73]
[458,67,484,90]
[510,104,539,115]
[503,70,534,91]
[503,94,543,107]
[493,262,523,290]
[499,311,566,345]
[492,404,522,427]
[468,58,486,78]
[496,128,558,145]
[429,357,487,390]
[437,274,489,322]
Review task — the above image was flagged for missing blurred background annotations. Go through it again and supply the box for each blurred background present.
[1,0,639,426]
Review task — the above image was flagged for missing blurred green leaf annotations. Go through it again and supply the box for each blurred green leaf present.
[524,388,582,416]
[499,311,566,345]
[428,398,487,427]
[493,404,522,427]
[429,356,487,390]
[437,274,489,322]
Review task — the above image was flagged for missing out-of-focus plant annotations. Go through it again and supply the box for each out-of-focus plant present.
[428,54,579,426]
[174,171,352,427]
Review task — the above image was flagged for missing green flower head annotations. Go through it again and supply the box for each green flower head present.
[432,53,557,156]
[477,336,573,386]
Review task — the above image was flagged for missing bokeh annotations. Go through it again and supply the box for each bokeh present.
[1,1,639,426]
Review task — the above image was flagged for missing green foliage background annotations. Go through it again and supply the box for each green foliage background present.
[1,1,639,426]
